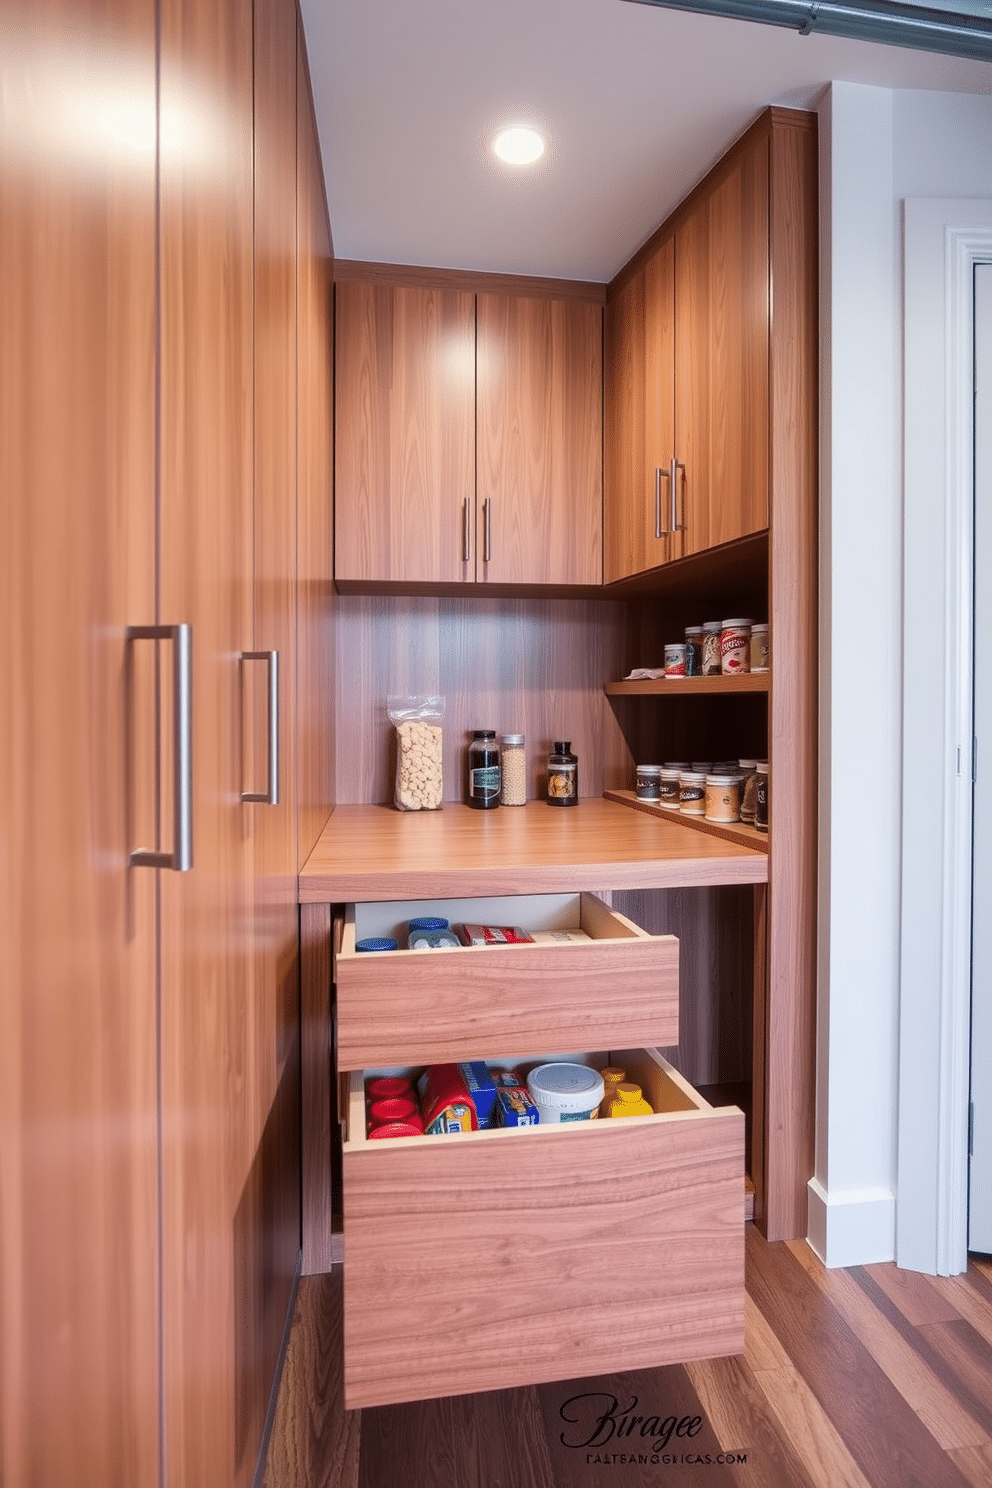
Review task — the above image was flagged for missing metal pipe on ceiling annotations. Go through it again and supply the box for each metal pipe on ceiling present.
[621,0,992,60]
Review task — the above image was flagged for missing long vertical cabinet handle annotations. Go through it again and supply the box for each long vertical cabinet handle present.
[462,496,472,563]
[670,456,684,533]
[483,497,492,563]
[240,650,280,805]
[127,623,193,871]
[655,467,671,538]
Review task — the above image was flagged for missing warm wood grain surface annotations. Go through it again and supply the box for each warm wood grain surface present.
[604,790,770,852]
[1,4,160,1483]
[264,1237,992,1488]
[341,1068,744,1409]
[299,799,768,901]
[476,292,603,586]
[605,673,770,696]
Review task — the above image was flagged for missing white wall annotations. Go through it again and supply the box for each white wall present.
[813,81,992,1268]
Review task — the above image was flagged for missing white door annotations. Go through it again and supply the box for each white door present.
[971,261,992,1255]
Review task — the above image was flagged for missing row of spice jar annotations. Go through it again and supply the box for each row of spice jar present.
[636,759,769,830]
[663,619,769,679]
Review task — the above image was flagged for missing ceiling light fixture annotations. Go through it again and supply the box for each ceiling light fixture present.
[492,126,545,166]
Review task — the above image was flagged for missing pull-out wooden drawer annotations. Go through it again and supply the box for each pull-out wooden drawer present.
[334,893,679,1070]
[341,1047,744,1410]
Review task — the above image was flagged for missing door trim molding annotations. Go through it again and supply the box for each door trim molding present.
[899,201,992,1274]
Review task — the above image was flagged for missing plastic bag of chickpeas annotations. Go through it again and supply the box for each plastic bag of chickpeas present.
[387,695,445,810]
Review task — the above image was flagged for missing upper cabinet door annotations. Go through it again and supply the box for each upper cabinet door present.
[675,138,770,558]
[477,293,603,586]
[604,239,678,583]
[335,281,476,584]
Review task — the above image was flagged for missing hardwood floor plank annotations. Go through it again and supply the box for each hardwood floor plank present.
[863,1261,962,1326]
[942,1272,992,1349]
[948,1443,992,1488]
[852,1271,992,1441]
[747,1230,974,1487]
[786,1242,987,1451]
[684,1352,815,1487]
[537,1366,736,1485]
[261,1273,360,1488]
[744,1295,874,1488]
[965,1256,992,1306]
[447,1385,557,1488]
[357,1396,461,1488]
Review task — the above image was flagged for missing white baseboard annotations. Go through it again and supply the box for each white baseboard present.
[806,1178,896,1267]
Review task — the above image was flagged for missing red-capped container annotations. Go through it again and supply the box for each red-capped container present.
[367,1120,424,1140]
[369,1096,421,1129]
[366,1076,413,1103]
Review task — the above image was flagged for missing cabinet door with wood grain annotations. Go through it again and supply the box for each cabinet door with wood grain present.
[0,3,160,1486]
[157,0,259,1483]
[604,239,680,582]
[675,138,769,557]
[335,281,476,584]
[477,292,603,586]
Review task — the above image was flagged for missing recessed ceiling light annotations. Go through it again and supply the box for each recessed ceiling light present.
[492,126,545,166]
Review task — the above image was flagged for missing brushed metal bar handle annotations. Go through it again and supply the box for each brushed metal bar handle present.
[241,650,279,806]
[670,456,684,533]
[462,496,472,563]
[483,497,492,563]
[655,467,671,538]
[127,623,193,872]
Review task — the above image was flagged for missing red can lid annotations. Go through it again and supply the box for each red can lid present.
[367,1120,423,1140]
[369,1097,419,1126]
[366,1076,412,1101]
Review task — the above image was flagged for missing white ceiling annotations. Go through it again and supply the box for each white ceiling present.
[299,0,990,284]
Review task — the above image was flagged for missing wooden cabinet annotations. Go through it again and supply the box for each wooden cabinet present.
[2,2,330,1483]
[605,122,773,580]
[334,277,603,588]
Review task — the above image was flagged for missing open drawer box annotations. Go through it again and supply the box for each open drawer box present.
[340,1047,745,1410]
[334,892,680,1070]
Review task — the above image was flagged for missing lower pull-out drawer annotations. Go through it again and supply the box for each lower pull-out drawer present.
[334,893,679,1070]
[341,1047,744,1410]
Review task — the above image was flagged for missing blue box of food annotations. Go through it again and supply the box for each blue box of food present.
[492,1082,540,1128]
[457,1061,498,1129]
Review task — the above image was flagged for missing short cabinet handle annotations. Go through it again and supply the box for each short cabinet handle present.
[240,650,280,806]
[126,623,193,872]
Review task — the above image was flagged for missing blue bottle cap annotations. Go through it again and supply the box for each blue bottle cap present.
[407,916,449,931]
[355,937,398,952]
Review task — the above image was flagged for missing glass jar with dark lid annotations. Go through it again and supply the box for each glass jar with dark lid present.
[467,730,501,809]
[547,741,578,807]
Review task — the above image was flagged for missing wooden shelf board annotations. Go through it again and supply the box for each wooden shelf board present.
[604,673,770,697]
[603,790,769,853]
[299,798,768,902]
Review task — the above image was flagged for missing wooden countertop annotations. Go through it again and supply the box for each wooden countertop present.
[298,798,768,902]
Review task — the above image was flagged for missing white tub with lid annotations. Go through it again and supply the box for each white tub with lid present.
[526,1061,605,1123]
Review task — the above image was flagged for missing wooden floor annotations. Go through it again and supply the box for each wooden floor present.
[261,1227,992,1488]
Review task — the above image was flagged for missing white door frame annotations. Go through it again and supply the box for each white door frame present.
[899,200,992,1275]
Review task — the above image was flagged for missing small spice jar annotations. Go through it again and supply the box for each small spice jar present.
[755,762,769,832]
[500,733,526,806]
[636,764,663,801]
[685,625,704,676]
[664,642,686,678]
[705,773,742,823]
[720,619,752,675]
[750,623,770,673]
[547,741,578,806]
[468,730,501,809]
[658,767,682,809]
[738,759,760,824]
[702,621,722,676]
[678,770,707,815]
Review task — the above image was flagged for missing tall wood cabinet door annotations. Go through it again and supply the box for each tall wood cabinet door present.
[477,293,603,586]
[604,241,678,582]
[0,5,160,1487]
[157,2,259,1484]
[250,0,301,1441]
[675,140,769,558]
[335,281,476,583]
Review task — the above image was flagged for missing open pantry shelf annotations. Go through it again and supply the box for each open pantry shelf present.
[604,673,770,697]
[603,789,769,852]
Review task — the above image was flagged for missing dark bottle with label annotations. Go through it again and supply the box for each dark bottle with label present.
[467,730,501,809]
[547,740,578,807]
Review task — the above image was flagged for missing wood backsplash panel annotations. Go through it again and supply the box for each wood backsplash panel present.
[334,596,633,804]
